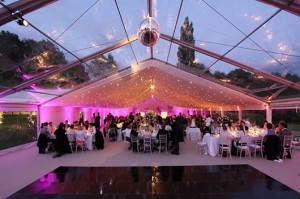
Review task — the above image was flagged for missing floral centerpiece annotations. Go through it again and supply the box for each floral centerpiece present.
[220,116,230,124]
[145,110,156,123]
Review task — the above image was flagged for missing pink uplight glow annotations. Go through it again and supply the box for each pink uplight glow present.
[22,74,32,79]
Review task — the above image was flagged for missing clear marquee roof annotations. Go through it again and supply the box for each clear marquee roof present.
[0,0,300,110]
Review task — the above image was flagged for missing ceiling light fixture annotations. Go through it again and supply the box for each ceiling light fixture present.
[11,10,29,27]
[17,18,29,27]
[138,17,160,47]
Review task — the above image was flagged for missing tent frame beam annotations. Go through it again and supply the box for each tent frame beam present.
[160,33,300,92]
[0,0,57,25]
[0,35,138,98]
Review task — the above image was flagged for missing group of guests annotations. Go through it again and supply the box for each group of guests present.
[37,111,294,160]
[104,112,188,155]
[211,118,292,161]
[262,121,292,161]
[37,119,104,158]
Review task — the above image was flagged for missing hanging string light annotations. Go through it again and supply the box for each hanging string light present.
[150,78,154,98]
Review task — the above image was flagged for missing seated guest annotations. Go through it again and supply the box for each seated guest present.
[264,135,281,161]
[149,123,155,132]
[156,123,169,140]
[263,123,276,143]
[66,124,76,143]
[165,121,172,132]
[237,125,245,137]
[76,126,87,139]
[87,123,96,134]
[220,124,230,137]
[108,120,118,141]
[122,123,133,149]
[156,123,169,150]
[229,120,238,132]
[73,121,79,130]
[262,120,268,129]
[210,122,219,134]
[240,121,248,133]
[64,120,70,130]
[121,119,131,131]
[277,121,292,159]
[37,122,50,154]
[130,124,139,152]
[53,122,70,158]
[48,122,56,135]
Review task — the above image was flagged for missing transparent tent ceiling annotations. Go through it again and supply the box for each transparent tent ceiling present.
[0,0,299,109]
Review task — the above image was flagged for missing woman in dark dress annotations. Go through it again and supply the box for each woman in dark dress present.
[95,127,105,150]
[53,122,70,158]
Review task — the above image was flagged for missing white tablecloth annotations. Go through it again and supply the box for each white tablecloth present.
[116,129,122,141]
[202,134,220,157]
[138,131,158,142]
[186,127,201,141]
[85,134,95,150]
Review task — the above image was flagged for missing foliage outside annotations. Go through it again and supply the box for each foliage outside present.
[0,112,36,151]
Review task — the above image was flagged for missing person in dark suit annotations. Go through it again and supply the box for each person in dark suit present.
[95,127,104,150]
[171,117,180,155]
[263,123,276,143]
[130,123,139,152]
[37,122,50,154]
[156,123,169,140]
[95,112,101,128]
[175,113,184,142]
[53,122,70,158]
[278,121,292,159]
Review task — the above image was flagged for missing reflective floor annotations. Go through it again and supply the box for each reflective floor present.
[7,165,299,199]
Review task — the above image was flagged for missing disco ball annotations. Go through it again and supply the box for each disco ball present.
[138,17,160,47]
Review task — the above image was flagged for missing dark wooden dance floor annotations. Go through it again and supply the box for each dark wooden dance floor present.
[7,165,299,199]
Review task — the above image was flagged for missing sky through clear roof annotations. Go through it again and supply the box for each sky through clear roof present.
[0,0,299,109]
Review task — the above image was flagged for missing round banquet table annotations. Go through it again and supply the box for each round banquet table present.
[116,129,122,141]
[138,131,158,142]
[202,133,220,157]
[85,133,95,150]
[186,127,201,141]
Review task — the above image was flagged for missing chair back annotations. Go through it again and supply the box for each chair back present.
[159,134,167,144]
[67,133,75,142]
[283,135,292,147]
[220,136,231,146]
[144,135,151,145]
[255,138,263,147]
[239,136,249,146]
[189,129,201,141]
[109,128,117,135]
[76,131,86,142]
[130,134,138,142]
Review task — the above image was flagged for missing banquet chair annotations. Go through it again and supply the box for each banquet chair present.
[189,128,201,141]
[124,137,131,150]
[108,128,117,142]
[66,133,76,154]
[291,136,300,151]
[249,138,264,159]
[143,135,152,153]
[196,133,207,155]
[219,136,231,159]
[75,133,86,152]
[159,134,168,155]
[236,136,251,159]
[283,134,292,159]
[197,139,208,155]
[130,135,140,153]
